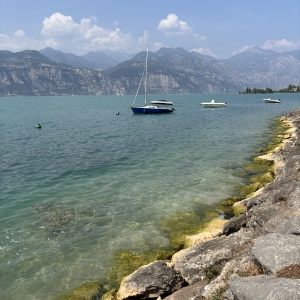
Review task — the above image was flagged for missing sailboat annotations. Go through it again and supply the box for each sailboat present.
[131,47,175,114]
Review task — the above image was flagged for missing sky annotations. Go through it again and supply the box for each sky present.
[0,0,299,59]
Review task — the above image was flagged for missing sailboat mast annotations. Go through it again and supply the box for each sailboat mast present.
[144,46,148,106]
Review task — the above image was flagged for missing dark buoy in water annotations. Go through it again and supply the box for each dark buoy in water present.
[116,111,120,115]
[36,123,41,129]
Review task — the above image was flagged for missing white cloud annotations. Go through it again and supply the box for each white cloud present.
[0,12,150,54]
[190,47,217,58]
[261,39,300,52]
[0,30,44,52]
[41,13,79,38]
[39,12,148,54]
[158,14,193,36]
[14,30,26,37]
[153,42,164,50]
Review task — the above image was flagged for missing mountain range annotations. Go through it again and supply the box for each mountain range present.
[0,47,299,96]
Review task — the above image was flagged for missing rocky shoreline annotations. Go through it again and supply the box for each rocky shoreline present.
[105,107,300,300]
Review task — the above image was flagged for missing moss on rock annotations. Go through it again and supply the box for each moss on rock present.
[243,162,270,173]
[55,282,105,300]
[218,196,244,215]
[106,249,175,288]
[159,207,220,250]
[101,289,117,300]
[233,203,247,217]
[249,172,274,186]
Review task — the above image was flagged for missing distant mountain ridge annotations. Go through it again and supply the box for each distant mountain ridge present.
[0,47,299,96]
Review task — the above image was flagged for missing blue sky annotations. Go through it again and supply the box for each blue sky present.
[0,0,299,58]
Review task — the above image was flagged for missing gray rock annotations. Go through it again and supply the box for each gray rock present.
[279,215,300,235]
[288,185,300,213]
[117,260,185,300]
[163,280,208,300]
[263,209,299,234]
[223,214,247,235]
[229,274,300,300]
[252,233,300,274]
[171,233,252,285]
[223,288,235,300]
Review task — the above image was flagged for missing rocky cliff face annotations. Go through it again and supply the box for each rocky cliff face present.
[0,50,126,96]
[0,47,299,96]
[222,47,300,89]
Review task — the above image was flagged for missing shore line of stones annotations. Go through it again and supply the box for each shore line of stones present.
[105,107,300,300]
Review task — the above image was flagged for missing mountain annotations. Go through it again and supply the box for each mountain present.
[102,48,248,94]
[102,50,135,63]
[221,47,300,88]
[190,51,216,61]
[1,47,299,96]
[0,50,123,96]
[39,47,132,70]
[39,47,96,69]
[80,51,119,69]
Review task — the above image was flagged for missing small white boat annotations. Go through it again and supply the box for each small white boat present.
[150,100,174,106]
[200,99,226,108]
[263,98,281,103]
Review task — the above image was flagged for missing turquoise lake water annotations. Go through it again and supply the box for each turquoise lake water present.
[1,93,299,299]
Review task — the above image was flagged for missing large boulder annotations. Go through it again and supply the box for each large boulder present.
[228,274,300,300]
[171,230,254,285]
[252,233,300,274]
[117,260,185,300]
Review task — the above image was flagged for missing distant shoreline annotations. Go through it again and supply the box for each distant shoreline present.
[239,84,300,94]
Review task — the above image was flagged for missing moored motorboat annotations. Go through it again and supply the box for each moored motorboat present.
[150,100,174,106]
[200,99,226,108]
[263,98,281,103]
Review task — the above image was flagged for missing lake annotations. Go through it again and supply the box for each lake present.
[0,93,299,299]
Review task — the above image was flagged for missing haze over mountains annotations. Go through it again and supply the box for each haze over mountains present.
[0,47,299,96]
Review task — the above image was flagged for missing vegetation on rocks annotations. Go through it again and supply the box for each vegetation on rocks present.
[55,282,105,300]
[106,249,176,288]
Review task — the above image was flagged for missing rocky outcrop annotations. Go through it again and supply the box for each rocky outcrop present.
[111,107,300,300]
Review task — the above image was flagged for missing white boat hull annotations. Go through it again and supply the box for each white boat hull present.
[263,98,281,103]
[201,100,226,108]
[150,100,174,106]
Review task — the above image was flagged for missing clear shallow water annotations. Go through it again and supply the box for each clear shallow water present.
[1,93,299,299]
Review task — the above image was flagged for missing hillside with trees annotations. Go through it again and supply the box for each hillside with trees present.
[239,84,300,94]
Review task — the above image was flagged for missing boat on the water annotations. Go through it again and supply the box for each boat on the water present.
[200,100,227,108]
[263,98,281,103]
[131,48,174,114]
[150,100,174,106]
